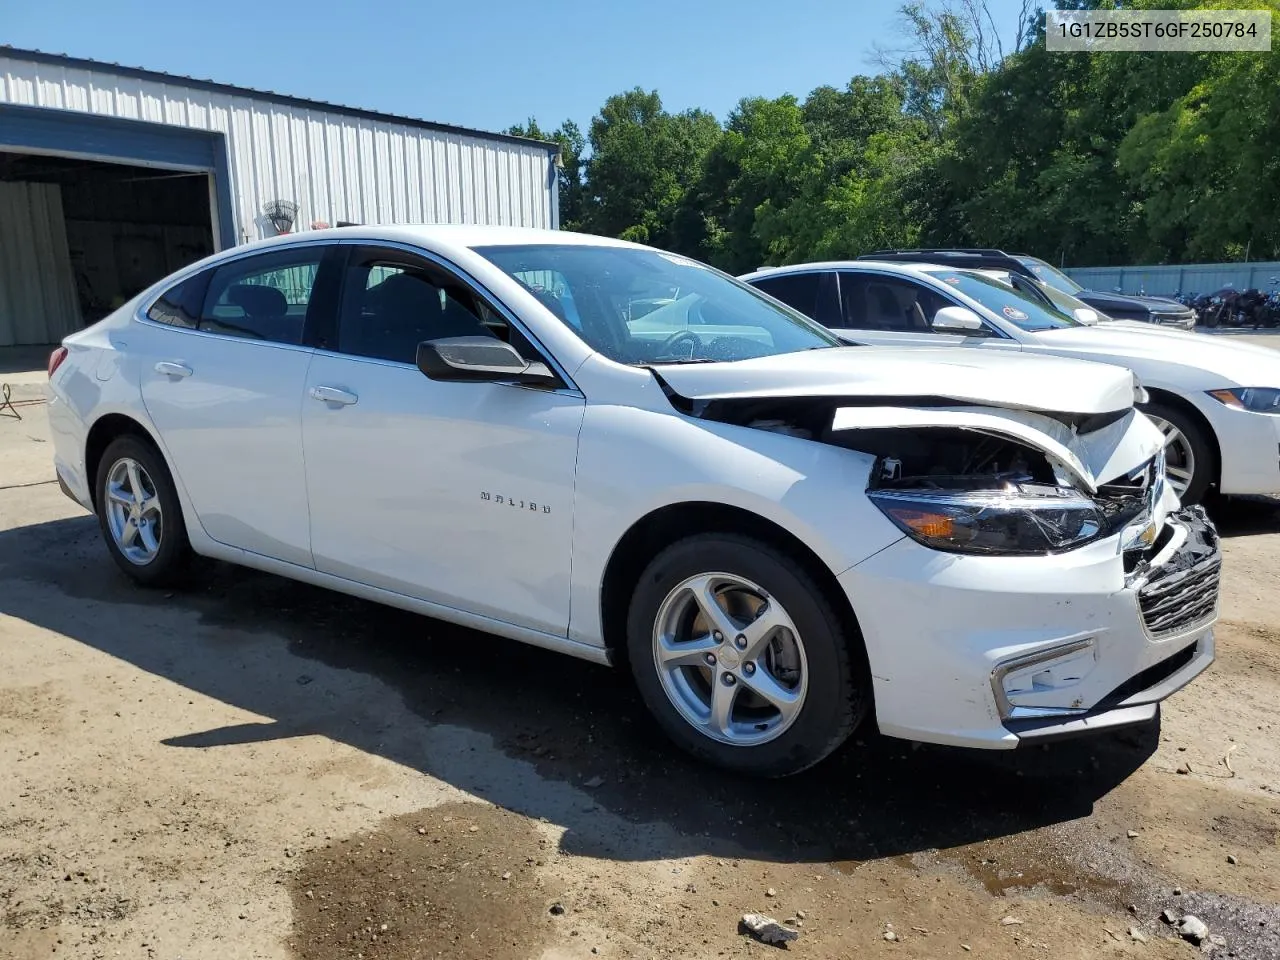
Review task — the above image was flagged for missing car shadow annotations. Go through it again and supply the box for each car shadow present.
[1208,493,1280,538]
[0,514,1157,867]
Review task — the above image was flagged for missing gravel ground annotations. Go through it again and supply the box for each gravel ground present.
[2,343,1278,960]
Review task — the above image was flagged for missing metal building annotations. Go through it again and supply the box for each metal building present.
[0,46,560,345]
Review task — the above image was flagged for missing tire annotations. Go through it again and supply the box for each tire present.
[1139,402,1216,506]
[94,435,192,586]
[625,533,870,777]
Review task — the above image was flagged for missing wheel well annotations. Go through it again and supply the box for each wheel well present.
[1142,387,1222,486]
[599,502,867,673]
[84,414,159,509]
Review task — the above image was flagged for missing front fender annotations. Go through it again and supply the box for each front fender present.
[567,404,905,647]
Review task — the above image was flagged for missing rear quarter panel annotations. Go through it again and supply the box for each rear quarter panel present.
[49,312,212,546]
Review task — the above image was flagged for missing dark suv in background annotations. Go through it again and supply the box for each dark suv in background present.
[861,249,1197,329]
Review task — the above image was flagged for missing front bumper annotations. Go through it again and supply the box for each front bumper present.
[1151,313,1197,330]
[840,506,1220,749]
[1210,400,1280,495]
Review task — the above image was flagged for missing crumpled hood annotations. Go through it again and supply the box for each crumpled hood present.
[1031,324,1280,386]
[653,346,1140,414]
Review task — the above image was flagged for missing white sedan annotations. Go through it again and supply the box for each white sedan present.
[48,226,1218,776]
[742,261,1280,504]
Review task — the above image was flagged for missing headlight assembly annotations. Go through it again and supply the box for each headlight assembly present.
[868,487,1104,556]
[1207,387,1280,414]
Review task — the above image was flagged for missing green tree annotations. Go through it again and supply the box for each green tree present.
[685,95,816,272]
[580,89,721,251]
[1117,7,1280,260]
[511,1,1277,270]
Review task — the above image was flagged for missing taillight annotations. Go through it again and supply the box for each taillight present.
[48,346,68,378]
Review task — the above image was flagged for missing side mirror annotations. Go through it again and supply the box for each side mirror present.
[1073,307,1100,324]
[931,305,987,334]
[416,336,557,386]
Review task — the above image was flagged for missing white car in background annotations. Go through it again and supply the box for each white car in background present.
[48,227,1218,777]
[742,261,1280,503]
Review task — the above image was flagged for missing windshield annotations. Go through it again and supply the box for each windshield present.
[922,269,1083,331]
[473,244,841,364]
[1014,256,1084,295]
[983,270,1100,321]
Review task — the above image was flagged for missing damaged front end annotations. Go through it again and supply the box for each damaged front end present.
[846,420,1158,557]
[827,403,1177,560]
[659,378,1174,558]
[650,363,1222,746]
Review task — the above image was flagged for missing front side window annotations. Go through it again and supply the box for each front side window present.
[336,249,512,365]
[199,249,324,344]
[473,244,840,364]
[839,274,953,333]
[921,269,1082,331]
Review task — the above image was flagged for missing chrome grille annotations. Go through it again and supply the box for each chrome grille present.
[1139,557,1221,637]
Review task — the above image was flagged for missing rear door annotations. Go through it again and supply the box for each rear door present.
[749,271,841,326]
[137,245,341,567]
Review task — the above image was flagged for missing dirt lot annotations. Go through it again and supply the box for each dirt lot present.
[2,340,1279,960]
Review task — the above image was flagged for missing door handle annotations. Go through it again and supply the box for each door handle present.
[309,385,358,406]
[154,361,193,378]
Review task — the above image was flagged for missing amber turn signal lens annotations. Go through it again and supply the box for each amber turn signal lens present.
[1208,389,1243,409]
[888,508,955,539]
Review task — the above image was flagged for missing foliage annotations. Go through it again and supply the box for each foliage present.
[514,1,1279,267]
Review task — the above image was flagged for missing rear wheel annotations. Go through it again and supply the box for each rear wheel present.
[1141,402,1216,505]
[626,534,869,777]
[94,435,192,586]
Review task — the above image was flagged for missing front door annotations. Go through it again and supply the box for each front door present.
[137,245,340,567]
[833,272,1021,351]
[301,245,585,636]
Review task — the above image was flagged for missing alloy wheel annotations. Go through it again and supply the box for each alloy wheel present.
[104,457,164,565]
[1146,414,1196,498]
[652,572,809,747]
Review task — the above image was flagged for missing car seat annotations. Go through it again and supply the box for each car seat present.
[864,283,907,330]
[222,283,296,340]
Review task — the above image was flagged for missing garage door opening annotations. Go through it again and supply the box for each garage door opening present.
[0,152,216,345]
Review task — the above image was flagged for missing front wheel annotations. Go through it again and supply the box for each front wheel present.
[626,534,870,777]
[94,435,192,586]
[1140,403,1216,505]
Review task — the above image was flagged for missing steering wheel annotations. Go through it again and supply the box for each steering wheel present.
[657,330,701,359]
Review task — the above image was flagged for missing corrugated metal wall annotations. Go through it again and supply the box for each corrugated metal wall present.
[0,54,558,246]
[1065,261,1280,296]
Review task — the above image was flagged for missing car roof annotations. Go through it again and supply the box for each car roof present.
[740,261,943,281]
[205,224,642,261]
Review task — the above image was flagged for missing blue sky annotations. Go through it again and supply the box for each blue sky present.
[5,0,1030,136]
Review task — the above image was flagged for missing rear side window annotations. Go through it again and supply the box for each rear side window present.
[146,272,211,329]
[198,249,325,345]
[750,272,844,327]
[753,273,820,316]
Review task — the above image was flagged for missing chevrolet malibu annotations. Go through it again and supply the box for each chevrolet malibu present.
[48,227,1220,777]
